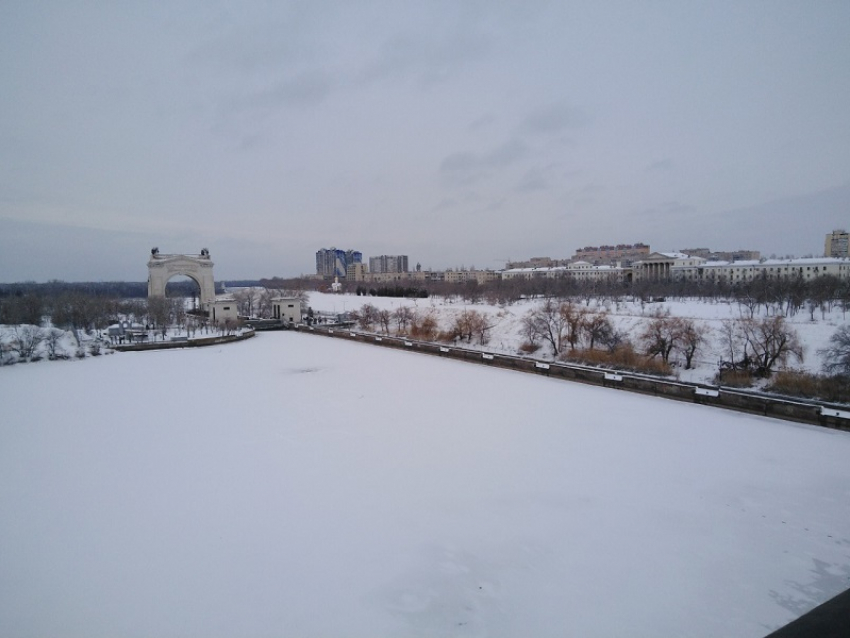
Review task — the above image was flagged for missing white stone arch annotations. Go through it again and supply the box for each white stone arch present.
[147,248,216,307]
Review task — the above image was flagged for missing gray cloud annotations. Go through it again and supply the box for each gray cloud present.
[252,73,335,109]
[468,113,495,132]
[440,139,528,186]
[647,158,674,171]
[2,2,849,279]
[360,30,491,87]
[638,201,697,218]
[516,163,561,193]
[520,103,589,136]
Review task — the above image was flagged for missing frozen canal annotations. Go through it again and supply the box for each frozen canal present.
[2,331,849,637]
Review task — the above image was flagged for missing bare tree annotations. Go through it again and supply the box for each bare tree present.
[257,288,275,318]
[718,318,750,370]
[147,297,171,332]
[519,312,542,351]
[0,339,13,366]
[639,310,682,365]
[171,298,187,332]
[232,289,254,317]
[470,310,493,345]
[449,310,475,342]
[562,302,587,351]
[740,315,803,377]
[44,328,67,360]
[582,311,613,350]
[818,325,850,377]
[461,280,482,304]
[0,293,45,325]
[734,280,762,319]
[393,306,415,335]
[51,292,98,344]
[410,310,439,341]
[11,325,46,361]
[447,309,493,345]
[222,318,234,335]
[357,304,379,331]
[526,298,568,356]
[377,309,392,334]
[677,318,707,370]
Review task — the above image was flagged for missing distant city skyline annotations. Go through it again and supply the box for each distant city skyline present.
[1,2,849,282]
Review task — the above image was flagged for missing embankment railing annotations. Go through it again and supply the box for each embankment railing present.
[296,325,850,432]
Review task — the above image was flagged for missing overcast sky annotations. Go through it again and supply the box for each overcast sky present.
[2,1,849,282]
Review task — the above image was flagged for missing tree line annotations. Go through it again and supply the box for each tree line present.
[299,272,850,319]
[343,295,850,403]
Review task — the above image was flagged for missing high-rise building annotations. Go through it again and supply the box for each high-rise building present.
[825,229,849,258]
[369,255,409,274]
[679,248,761,262]
[573,243,650,265]
[316,248,362,278]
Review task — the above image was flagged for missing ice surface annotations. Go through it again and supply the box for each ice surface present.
[1,331,849,637]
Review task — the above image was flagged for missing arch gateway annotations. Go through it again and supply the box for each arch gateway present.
[147,248,216,308]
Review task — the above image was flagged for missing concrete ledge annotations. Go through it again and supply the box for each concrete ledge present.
[113,330,255,352]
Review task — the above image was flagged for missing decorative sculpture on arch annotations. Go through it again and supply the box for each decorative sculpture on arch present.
[147,248,216,308]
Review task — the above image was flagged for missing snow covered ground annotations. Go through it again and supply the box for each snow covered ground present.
[307,291,849,384]
[2,331,849,637]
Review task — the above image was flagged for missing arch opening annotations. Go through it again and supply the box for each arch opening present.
[165,274,202,310]
[147,250,216,313]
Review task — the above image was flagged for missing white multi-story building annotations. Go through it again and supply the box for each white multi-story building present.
[631,253,706,281]
[501,262,624,282]
[672,257,850,283]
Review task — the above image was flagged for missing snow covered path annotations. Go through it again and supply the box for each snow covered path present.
[1,332,849,637]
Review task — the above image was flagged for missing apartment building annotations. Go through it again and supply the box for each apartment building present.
[673,257,850,283]
[505,257,565,269]
[369,255,409,274]
[825,229,849,258]
[573,242,650,265]
[346,262,369,282]
[316,248,362,279]
[502,262,624,282]
[441,269,501,285]
[679,248,761,262]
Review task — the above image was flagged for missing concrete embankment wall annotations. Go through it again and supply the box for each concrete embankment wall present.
[113,330,255,352]
[298,326,850,432]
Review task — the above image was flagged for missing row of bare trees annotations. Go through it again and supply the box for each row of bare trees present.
[0,291,119,334]
[322,271,850,314]
[351,304,430,335]
[635,311,708,369]
[0,325,97,365]
[519,301,808,377]
[729,274,849,319]
[348,304,498,345]
[521,300,623,358]
[443,310,493,345]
